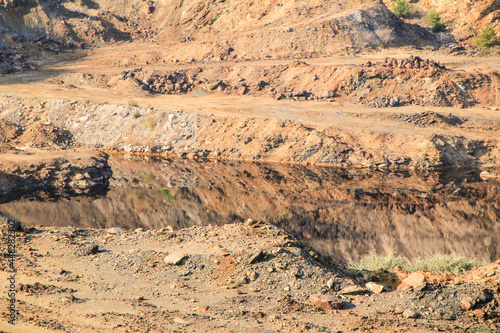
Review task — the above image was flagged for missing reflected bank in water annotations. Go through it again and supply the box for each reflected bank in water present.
[1,155,499,263]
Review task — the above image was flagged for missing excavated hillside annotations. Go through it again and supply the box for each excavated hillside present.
[0,0,440,60]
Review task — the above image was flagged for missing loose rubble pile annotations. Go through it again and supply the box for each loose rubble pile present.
[0,47,35,74]
[362,56,446,70]
[31,35,85,53]
[0,119,72,151]
[0,35,83,75]
[120,69,196,94]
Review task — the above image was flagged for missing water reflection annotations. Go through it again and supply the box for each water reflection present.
[1,155,499,263]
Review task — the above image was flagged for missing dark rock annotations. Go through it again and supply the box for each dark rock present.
[248,250,265,264]
[79,244,99,256]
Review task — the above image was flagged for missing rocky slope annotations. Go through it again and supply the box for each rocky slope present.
[1,96,499,168]
[0,0,440,59]
[0,220,498,332]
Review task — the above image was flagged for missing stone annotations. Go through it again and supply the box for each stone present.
[366,282,385,294]
[107,227,124,235]
[52,268,65,275]
[460,296,475,311]
[250,308,266,319]
[164,253,188,265]
[248,250,265,264]
[247,271,259,281]
[475,289,493,303]
[396,281,411,291]
[414,283,428,292]
[472,309,485,319]
[194,306,209,312]
[308,293,343,310]
[80,244,99,255]
[402,309,419,319]
[236,86,248,95]
[341,286,367,295]
[322,90,335,98]
[326,278,336,289]
[401,272,426,287]
[237,276,250,285]
[173,317,188,324]
[178,269,191,277]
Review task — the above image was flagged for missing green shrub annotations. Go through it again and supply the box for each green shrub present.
[472,26,500,49]
[393,0,410,19]
[407,254,486,275]
[426,10,441,26]
[348,249,409,271]
[349,250,487,275]
[432,21,447,33]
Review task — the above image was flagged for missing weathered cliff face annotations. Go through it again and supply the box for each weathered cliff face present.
[2,156,499,263]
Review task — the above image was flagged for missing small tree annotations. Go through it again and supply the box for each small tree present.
[393,0,410,19]
[426,9,446,33]
[432,22,446,33]
[426,10,441,26]
[472,26,500,49]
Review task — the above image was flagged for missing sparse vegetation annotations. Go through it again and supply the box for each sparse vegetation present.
[161,189,178,201]
[349,249,409,271]
[349,250,487,275]
[409,254,487,275]
[472,26,500,49]
[128,100,139,107]
[393,0,410,19]
[145,116,156,130]
[133,111,141,119]
[426,10,441,26]
[142,173,155,184]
